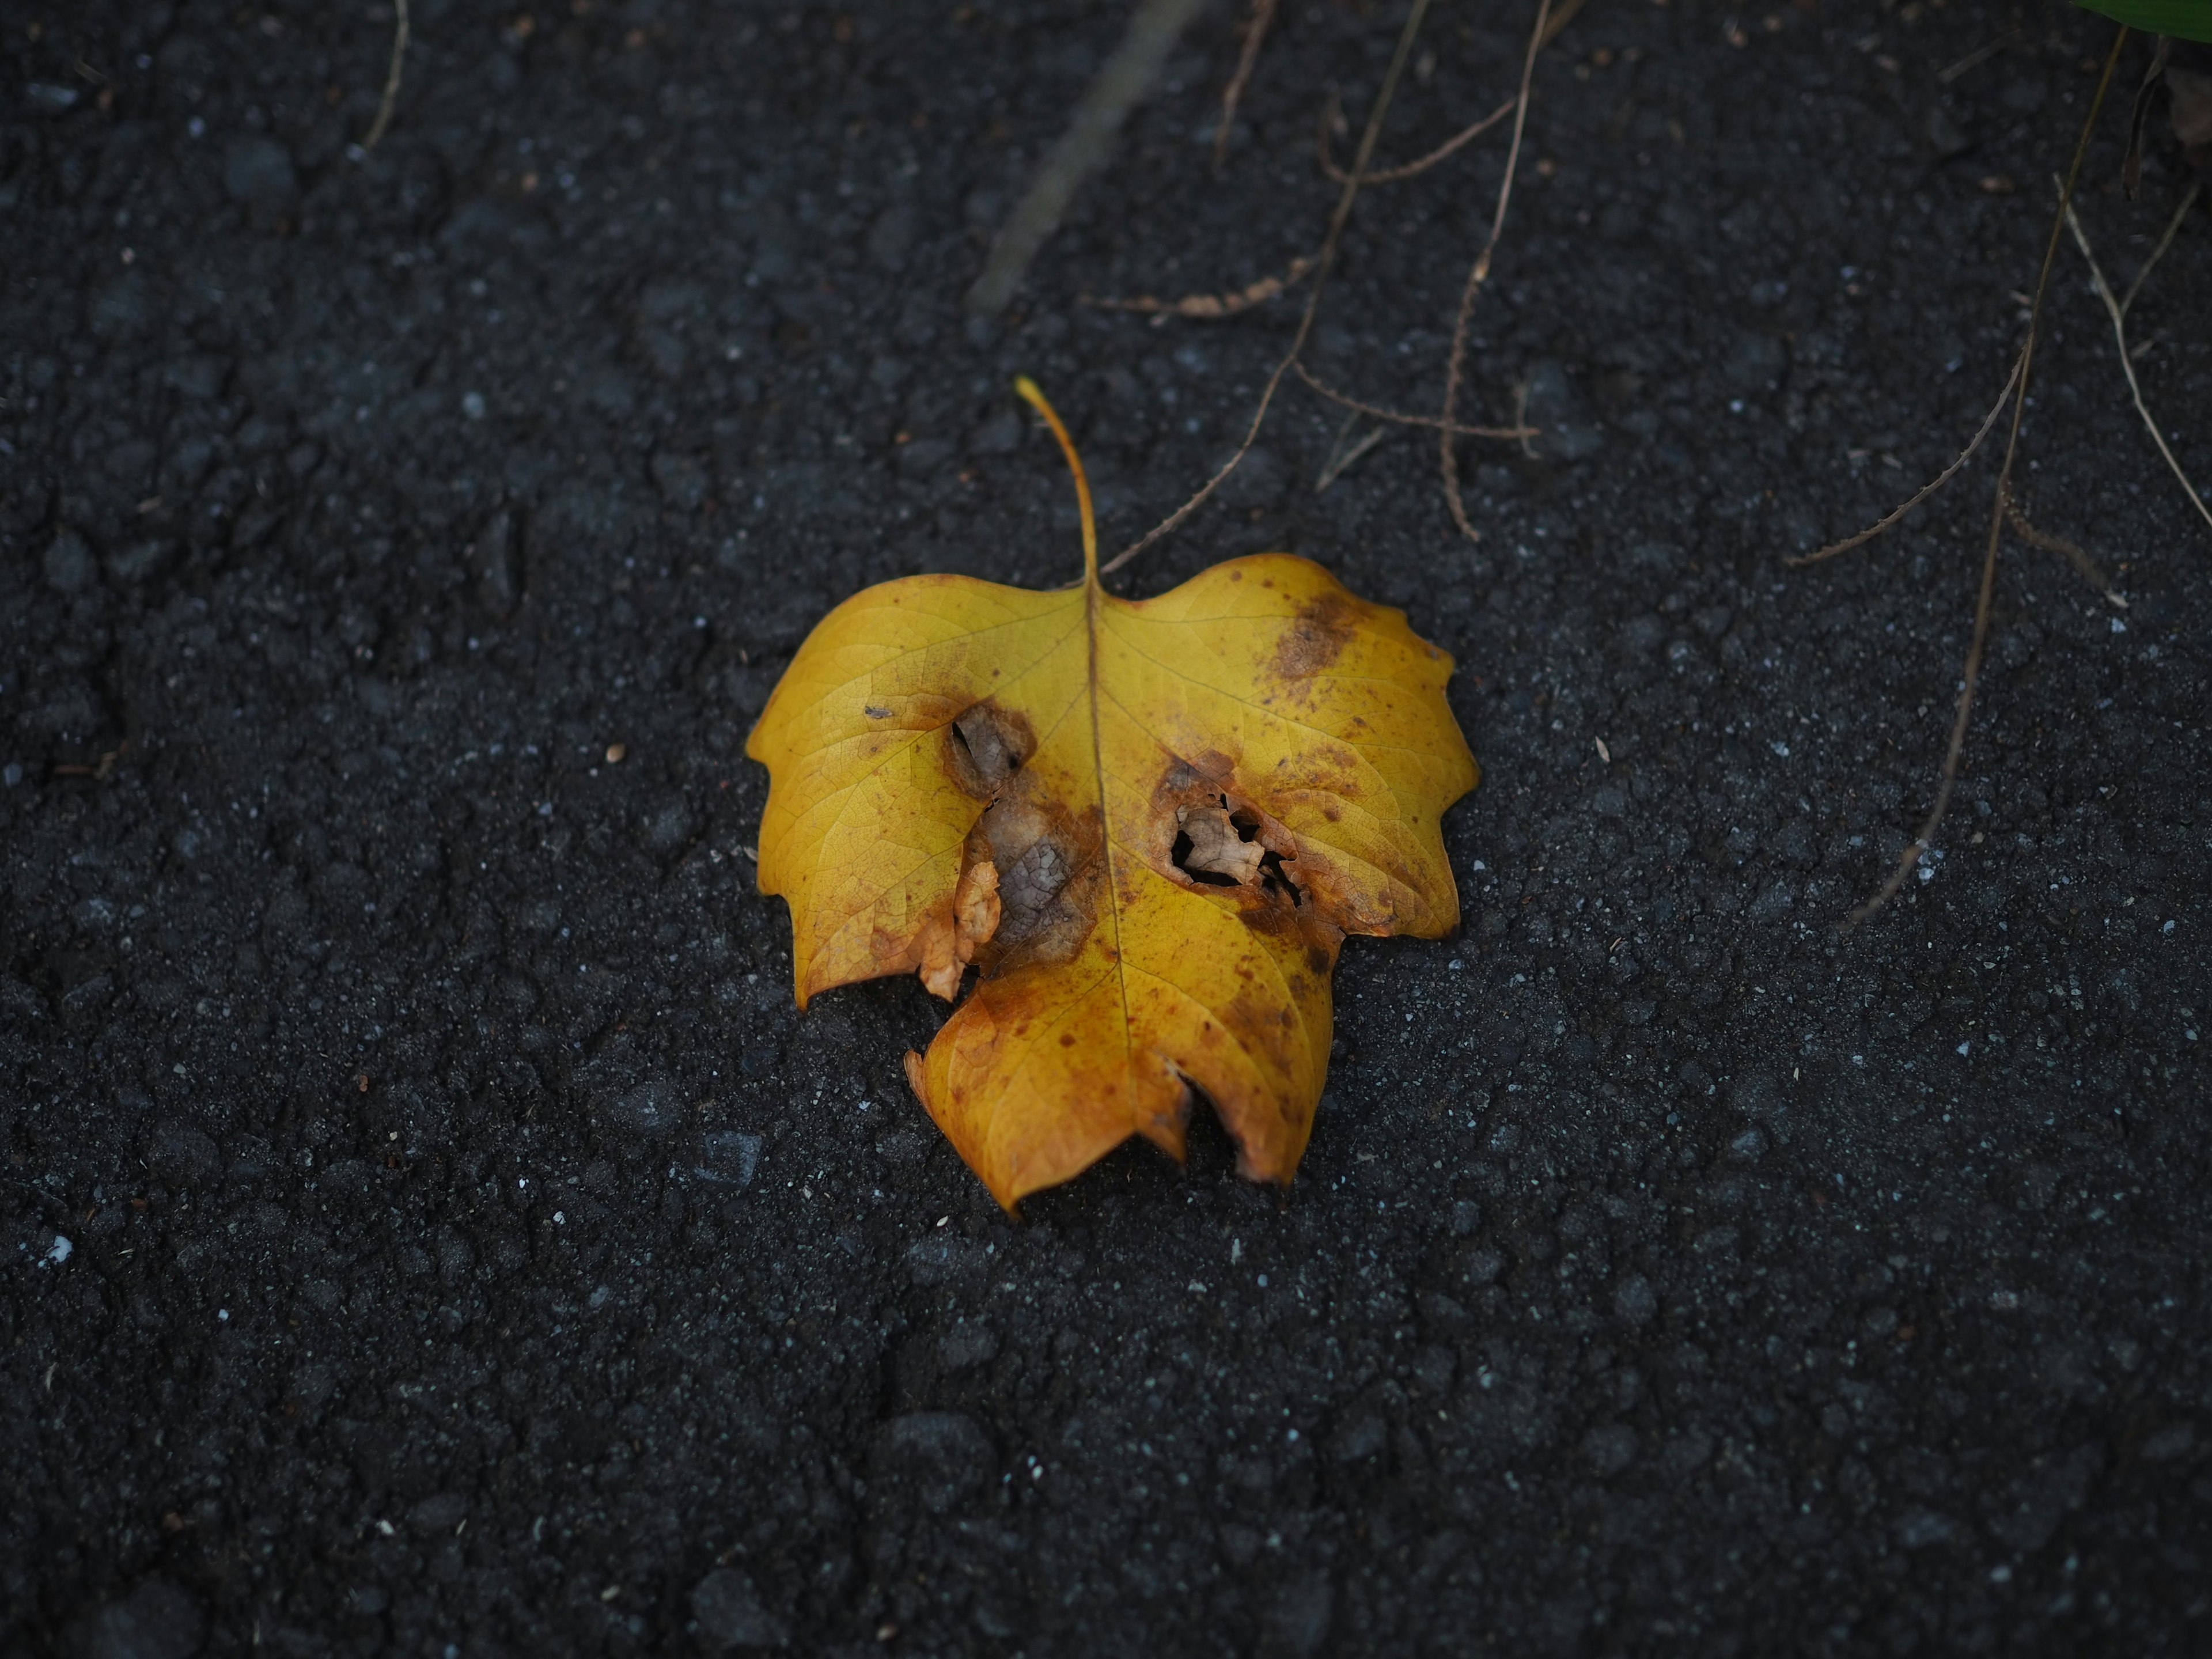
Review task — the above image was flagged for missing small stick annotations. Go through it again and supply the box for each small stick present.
[362,0,410,153]
[2002,485,2124,606]
[1440,0,1551,543]
[1294,362,1533,439]
[1213,0,1281,171]
[1102,0,1437,574]
[1084,254,1316,318]
[1937,29,2020,86]
[1320,94,1518,185]
[1787,348,2025,567]
[967,0,1211,318]
[2063,184,2212,537]
[1847,26,2127,929]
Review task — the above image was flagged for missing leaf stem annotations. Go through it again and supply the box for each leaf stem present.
[1015,376,1098,586]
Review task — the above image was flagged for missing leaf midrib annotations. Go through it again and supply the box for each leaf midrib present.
[1082,572,1135,1081]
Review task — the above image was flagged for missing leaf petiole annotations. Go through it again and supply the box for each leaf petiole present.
[1013,376,1099,587]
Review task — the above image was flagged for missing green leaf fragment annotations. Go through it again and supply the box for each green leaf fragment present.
[2071,0,2212,43]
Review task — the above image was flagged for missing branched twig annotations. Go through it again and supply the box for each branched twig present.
[1315,413,1388,494]
[1439,0,1551,543]
[1083,254,1316,318]
[1293,362,1533,440]
[1320,94,1518,184]
[1102,0,1437,574]
[362,0,410,152]
[1787,348,2025,567]
[1846,27,2127,929]
[2062,181,2212,537]
[2121,177,2198,315]
[1213,0,1280,171]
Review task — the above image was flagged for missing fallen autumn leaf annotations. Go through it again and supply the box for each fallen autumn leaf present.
[747,380,1479,1208]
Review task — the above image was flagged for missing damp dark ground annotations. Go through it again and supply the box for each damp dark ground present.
[5,0,2210,1653]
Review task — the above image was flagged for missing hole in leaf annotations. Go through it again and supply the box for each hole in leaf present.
[1172,828,1241,887]
[1258,848,1302,906]
[948,702,1032,797]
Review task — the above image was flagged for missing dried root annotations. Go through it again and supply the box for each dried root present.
[1839,29,2127,929]
[1440,0,1551,543]
[1294,362,1533,442]
[1320,94,1517,185]
[1788,348,2024,568]
[1212,0,1281,171]
[1102,0,1440,574]
[1084,255,1316,319]
[2002,485,2124,608]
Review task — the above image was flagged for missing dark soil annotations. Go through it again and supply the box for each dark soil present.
[5,0,2209,1654]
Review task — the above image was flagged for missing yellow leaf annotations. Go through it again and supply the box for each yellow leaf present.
[747,381,1478,1209]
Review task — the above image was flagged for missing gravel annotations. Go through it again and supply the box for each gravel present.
[3,0,2208,1654]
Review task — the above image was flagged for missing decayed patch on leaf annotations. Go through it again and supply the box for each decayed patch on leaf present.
[747,380,1478,1209]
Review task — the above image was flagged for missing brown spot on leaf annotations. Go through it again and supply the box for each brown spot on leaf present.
[1271,590,1359,682]
[967,779,1099,971]
[1214,985,1303,1074]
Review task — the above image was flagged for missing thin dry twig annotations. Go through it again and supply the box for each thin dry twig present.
[1847,27,2127,929]
[1083,254,1316,318]
[1315,414,1389,494]
[1101,0,1437,574]
[1293,362,1533,440]
[1787,347,2025,567]
[968,0,1211,317]
[1213,0,1281,171]
[51,738,129,781]
[1440,0,1551,543]
[2121,177,2198,316]
[362,0,410,152]
[1511,378,1535,461]
[2122,36,2172,199]
[1936,29,2020,86]
[1320,94,1518,185]
[1536,0,1589,48]
[2002,484,2124,605]
[2063,183,2212,537]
